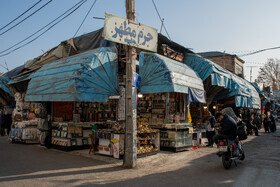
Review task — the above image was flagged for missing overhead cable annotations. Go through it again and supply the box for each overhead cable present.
[151,0,171,40]
[0,0,87,57]
[0,0,42,32]
[239,46,280,57]
[73,0,98,38]
[0,0,53,37]
[0,0,86,55]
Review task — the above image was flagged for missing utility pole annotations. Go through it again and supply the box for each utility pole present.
[245,65,261,82]
[124,0,137,168]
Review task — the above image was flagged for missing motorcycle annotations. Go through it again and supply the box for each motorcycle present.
[217,137,245,169]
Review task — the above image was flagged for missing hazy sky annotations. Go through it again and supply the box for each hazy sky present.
[1,0,280,81]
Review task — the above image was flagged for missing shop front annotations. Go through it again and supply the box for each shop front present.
[7,70,43,143]
[23,47,127,156]
[138,52,206,151]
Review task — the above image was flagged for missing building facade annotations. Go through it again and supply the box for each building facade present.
[198,51,245,77]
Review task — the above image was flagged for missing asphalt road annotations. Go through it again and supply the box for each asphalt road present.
[0,124,279,187]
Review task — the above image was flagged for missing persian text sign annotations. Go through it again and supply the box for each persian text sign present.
[104,12,158,52]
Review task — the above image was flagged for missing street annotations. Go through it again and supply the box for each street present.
[0,124,279,187]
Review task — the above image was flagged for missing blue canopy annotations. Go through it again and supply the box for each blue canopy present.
[184,54,260,109]
[8,72,33,85]
[249,82,265,99]
[139,52,205,103]
[25,47,119,102]
[0,75,13,96]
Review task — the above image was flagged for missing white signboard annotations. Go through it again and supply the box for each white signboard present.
[104,12,158,52]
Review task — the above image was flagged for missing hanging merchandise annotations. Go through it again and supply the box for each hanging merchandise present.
[9,93,41,143]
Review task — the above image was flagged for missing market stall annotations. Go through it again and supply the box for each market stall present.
[23,47,124,152]
[138,52,206,151]
[9,92,41,143]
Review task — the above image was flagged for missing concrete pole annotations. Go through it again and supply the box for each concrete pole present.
[124,0,137,168]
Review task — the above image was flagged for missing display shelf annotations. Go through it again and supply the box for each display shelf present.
[160,145,192,152]
[151,124,193,152]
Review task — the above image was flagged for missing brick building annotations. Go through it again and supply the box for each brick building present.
[198,51,245,78]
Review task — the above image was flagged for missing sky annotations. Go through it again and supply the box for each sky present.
[1,0,280,82]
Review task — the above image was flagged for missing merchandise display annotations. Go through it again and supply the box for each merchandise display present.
[50,100,119,150]
[157,123,192,151]
[137,118,160,154]
[51,122,92,148]
[9,92,41,143]
[137,92,192,152]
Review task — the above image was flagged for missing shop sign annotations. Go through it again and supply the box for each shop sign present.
[104,12,158,52]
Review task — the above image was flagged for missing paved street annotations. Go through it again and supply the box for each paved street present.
[0,124,280,187]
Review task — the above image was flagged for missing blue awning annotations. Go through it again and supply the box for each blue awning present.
[0,65,25,105]
[25,47,119,102]
[184,54,261,109]
[0,75,12,96]
[8,72,33,85]
[139,52,205,103]
[249,82,265,99]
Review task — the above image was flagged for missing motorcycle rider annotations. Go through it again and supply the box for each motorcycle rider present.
[213,112,238,146]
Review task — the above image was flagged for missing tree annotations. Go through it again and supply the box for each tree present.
[255,58,280,91]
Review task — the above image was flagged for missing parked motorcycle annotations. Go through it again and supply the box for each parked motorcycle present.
[217,137,245,169]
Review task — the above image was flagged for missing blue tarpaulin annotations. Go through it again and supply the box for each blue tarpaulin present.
[0,65,25,105]
[188,88,206,103]
[0,75,12,96]
[8,72,33,85]
[25,47,119,102]
[249,82,265,99]
[184,54,260,109]
[139,52,205,103]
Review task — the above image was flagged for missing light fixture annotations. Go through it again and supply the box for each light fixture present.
[138,93,143,98]
[213,105,217,110]
[203,106,207,110]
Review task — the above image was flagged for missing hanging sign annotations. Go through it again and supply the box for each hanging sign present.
[104,12,158,52]
[132,72,141,89]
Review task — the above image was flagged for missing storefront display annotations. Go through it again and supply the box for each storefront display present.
[9,92,41,143]
[51,122,92,149]
[50,100,118,150]
[137,118,160,155]
[138,93,191,152]
[158,123,193,152]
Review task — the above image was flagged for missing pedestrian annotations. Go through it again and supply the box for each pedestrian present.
[4,113,12,135]
[205,113,216,147]
[254,113,262,130]
[269,114,276,132]
[263,114,271,133]
[247,113,259,136]
[0,109,4,136]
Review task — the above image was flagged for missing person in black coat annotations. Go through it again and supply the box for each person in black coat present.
[213,112,237,145]
[269,114,276,132]
[263,114,271,133]
[247,114,259,136]
[0,111,4,136]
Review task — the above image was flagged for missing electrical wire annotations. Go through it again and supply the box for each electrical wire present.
[151,0,171,40]
[73,0,98,38]
[0,0,42,32]
[0,0,53,37]
[0,0,87,57]
[0,0,86,55]
[239,46,280,57]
